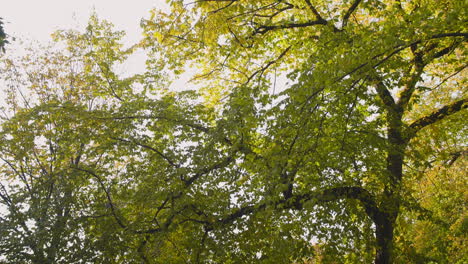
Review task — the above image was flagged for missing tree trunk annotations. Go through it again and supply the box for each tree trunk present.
[375,110,405,263]
[374,212,395,264]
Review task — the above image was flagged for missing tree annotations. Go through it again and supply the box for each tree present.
[0,15,142,263]
[0,1,466,263]
[139,0,467,263]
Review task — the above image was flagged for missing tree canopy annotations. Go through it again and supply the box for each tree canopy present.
[0,1,467,263]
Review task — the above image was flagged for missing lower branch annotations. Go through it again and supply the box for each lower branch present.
[218,185,380,227]
[293,186,381,223]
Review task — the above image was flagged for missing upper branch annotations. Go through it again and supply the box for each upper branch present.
[112,137,180,168]
[303,0,326,22]
[254,20,327,34]
[430,39,464,60]
[397,45,425,110]
[183,154,234,186]
[100,115,210,133]
[206,0,238,14]
[245,45,291,84]
[342,0,363,28]
[337,33,466,82]
[303,0,340,31]
[371,76,399,114]
[398,39,464,111]
[408,98,467,136]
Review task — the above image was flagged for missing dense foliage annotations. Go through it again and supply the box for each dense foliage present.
[0,1,467,263]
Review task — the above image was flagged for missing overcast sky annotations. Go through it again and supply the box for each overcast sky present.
[2,0,166,44]
[1,1,195,91]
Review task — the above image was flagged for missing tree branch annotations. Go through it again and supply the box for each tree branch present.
[254,20,327,35]
[73,167,127,228]
[100,114,210,133]
[337,32,466,81]
[183,154,234,186]
[397,46,425,110]
[429,63,467,91]
[218,186,380,227]
[303,0,325,21]
[430,40,462,60]
[245,45,291,84]
[294,186,380,222]
[408,98,467,135]
[342,0,363,28]
[112,137,180,168]
[206,0,238,14]
[430,32,468,39]
[372,76,398,113]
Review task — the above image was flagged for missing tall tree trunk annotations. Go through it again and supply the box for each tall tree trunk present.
[374,209,396,264]
[375,116,405,263]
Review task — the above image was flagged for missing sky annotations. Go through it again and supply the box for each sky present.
[1,0,194,93]
[2,0,166,45]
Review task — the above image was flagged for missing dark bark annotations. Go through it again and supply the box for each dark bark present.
[376,127,404,263]
[374,211,395,264]
[373,83,405,263]
[387,124,405,185]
